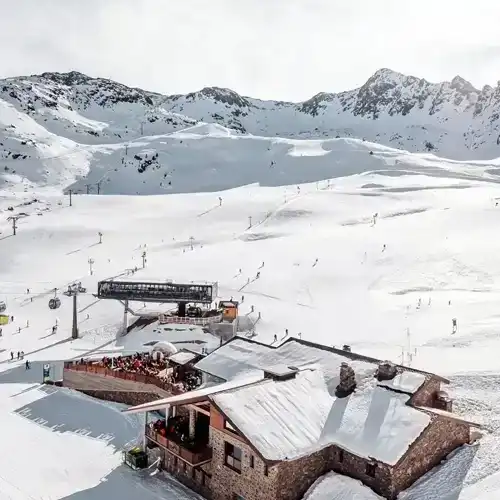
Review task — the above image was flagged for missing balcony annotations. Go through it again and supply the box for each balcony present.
[146,426,212,466]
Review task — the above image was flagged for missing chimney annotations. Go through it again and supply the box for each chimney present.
[336,362,356,397]
[377,361,397,382]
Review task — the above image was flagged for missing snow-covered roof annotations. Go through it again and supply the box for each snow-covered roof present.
[377,372,426,394]
[212,366,431,464]
[123,372,264,414]
[168,351,198,365]
[194,338,428,395]
[415,406,482,428]
[304,471,383,500]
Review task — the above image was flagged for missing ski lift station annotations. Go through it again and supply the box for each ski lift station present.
[97,278,238,338]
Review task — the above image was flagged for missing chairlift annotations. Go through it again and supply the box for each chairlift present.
[0,301,6,313]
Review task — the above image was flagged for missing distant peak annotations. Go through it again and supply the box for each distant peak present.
[37,71,93,86]
[450,75,478,94]
[187,86,250,107]
[368,68,406,82]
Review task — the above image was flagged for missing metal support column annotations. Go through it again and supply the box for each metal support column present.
[72,293,78,339]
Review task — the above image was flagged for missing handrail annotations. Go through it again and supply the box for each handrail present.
[145,428,212,465]
[158,314,223,326]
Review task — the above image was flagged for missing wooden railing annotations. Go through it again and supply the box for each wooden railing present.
[64,362,184,395]
[158,314,223,326]
[145,427,212,465]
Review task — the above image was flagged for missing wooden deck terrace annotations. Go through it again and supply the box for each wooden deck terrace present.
[64,361,185,395]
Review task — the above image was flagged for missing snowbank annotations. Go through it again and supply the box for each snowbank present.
[304,471,383,500]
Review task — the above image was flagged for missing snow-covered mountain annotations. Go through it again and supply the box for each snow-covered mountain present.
[1,69,499,194]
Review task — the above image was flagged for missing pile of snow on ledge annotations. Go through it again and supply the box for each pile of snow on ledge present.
[304,471,383,500]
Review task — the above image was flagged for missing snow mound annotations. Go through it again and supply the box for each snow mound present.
[304,471,383,500]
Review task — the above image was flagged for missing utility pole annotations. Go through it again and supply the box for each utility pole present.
[98,231,103,244]
[97,180,102,195]
[248,216,252,228]
[189,236,194,251]
[88,258,94,275]
[69,189,73,207]
[85,184,91,195]
[141,251,147,269]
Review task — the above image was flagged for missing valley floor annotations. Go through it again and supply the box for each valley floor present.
[1,168,500,498]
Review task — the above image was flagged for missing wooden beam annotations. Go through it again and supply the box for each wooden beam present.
[189,403,210,417]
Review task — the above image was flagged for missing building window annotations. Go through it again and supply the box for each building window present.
[338,449,344,463]
[249,455,254,468]
[264,464,269,476]
[366,462,377,478]
[225,442,242,472]
[224,420,237,433]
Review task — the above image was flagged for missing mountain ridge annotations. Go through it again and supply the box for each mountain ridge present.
[1,67,500,194]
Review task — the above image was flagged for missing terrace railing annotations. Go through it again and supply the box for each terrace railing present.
[158,314,223,326]
[145,426,212,465]
[64,361,185,395]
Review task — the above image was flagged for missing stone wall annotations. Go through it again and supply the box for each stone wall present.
[327,445,393,499]
[392,415,471,497]
[409,377,442,408]
[275,446,331,500]
[78,389,162,406]
[209,427,278,500]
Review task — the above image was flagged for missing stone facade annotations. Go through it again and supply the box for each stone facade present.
[78,389,162,406]
[409,377,443,408]
[391,415,471,497]
[327,445,393,499]
[210,427,279,500]
[275,446,331,500]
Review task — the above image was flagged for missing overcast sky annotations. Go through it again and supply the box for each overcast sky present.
[2,0,500,101]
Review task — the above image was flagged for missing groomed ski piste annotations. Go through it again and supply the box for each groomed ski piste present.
[2,128,500,499]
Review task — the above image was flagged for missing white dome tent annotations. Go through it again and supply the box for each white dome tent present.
[151,341,178,360]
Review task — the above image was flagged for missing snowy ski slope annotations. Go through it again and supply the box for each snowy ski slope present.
[1,130,500,497]
[0,166,500,500]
